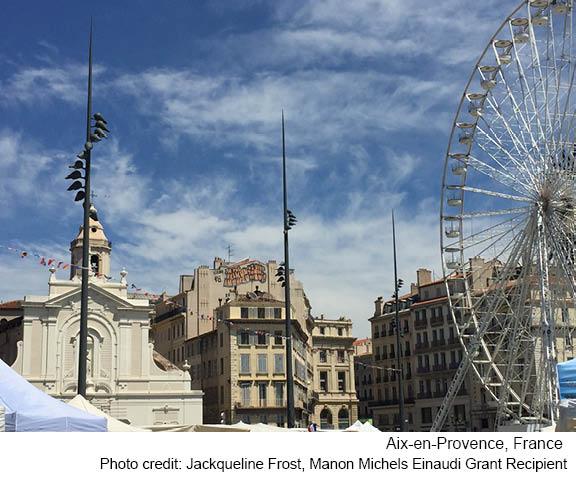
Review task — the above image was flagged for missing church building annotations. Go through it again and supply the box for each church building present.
[0,205,203,427]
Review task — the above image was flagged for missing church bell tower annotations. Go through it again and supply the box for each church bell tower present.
[69,204,112,280]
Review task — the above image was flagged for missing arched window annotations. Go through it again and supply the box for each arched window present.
[90,254,100,275]
[338,408,349,430]
[320,408,333,430]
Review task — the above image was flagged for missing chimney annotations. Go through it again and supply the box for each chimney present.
[417,268,432,286]
[374,296,383,317]
[410,282,418,295]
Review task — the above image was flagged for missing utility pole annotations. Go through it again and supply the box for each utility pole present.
[392,211,406,431]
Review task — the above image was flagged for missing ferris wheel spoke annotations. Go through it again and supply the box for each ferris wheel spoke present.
[454,185,531,203]
[509,24,550,165]
[460,207,530,219]
[526,18,558,162]
[465,153,535,196]
[474,123,540,190]
[444,210,528,252]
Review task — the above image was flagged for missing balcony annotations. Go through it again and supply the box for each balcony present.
[431,338,446,348]
[430,316,444,327]
[417,392,432,399]
[432,364,448,372]
[416,366,430,374]
[415,319,428,330]
[448,362,460,370]
[404,348,411,356]
[415,341,429,352]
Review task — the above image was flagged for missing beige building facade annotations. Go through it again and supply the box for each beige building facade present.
[368,268,495,432]
[184,291,313,426]
[152,256,359,429]
[311,315,358,429]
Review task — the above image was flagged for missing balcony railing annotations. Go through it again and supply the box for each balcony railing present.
[415,319,428,330]
[416,366,430,374]
[415,341,429,352]
[431,338,446,348]
[432,364,448,372]
[430,316,444,327]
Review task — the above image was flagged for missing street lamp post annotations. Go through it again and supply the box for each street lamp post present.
[276,112,297,428]
[66,23,109,397]
[392,211,406,431]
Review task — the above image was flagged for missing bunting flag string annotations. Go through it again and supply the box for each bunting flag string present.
[2,245,80,272]
[2,244,118,279]
[354,359,402,373]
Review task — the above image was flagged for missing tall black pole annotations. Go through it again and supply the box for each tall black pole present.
[282,112,296,428]
[392,210,406,431]
[77,22,93,397]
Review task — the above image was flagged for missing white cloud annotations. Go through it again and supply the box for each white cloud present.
[0,129,70,215]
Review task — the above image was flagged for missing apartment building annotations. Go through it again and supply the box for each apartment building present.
[368,268,495,432]
[184,290,313,426]
[311,315,358,429]
[353,338,372,422]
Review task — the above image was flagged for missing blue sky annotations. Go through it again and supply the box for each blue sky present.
[0,0,510,338]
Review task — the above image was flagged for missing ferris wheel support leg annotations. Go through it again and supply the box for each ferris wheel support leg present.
[430,349,473,431]
[536,217,559,424]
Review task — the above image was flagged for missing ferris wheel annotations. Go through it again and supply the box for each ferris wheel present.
[433,0,576,431]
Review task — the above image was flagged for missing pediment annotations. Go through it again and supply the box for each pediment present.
[45,283,134,311]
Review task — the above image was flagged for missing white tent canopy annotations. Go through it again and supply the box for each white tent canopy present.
[68,395,147,432]
[0,359,106,432]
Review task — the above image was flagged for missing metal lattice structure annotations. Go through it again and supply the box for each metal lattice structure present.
[433,0,576,431]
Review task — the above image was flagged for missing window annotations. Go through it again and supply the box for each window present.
[338,327,343,336]
[421,407,433,424]
[220,333,223,347]
[320,408,333,430]
[319,350,327,363]
[241,383,251,406]
[241,308,249,319]
[337,350,345,363]
[257,331,267,345]
[276,415,285,427]
[220,385,224,404]
[257,354,268,374]
[274,308,282,319]
[319,371,328,392]
[220,358,224,375]
[274,331,283,345]
[258,383,267,406]
[275,383,284,406]
[239,332,250,346]
[338,408,349,430]
[319,327,325,335]
[240,354,250,374]
[274,354,284,374]
[337,371,346,392]
[258,307,266,319]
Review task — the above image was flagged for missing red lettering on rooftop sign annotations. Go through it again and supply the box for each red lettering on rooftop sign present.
[223,261,267,287]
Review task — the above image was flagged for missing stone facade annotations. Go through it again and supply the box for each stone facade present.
[311,315,358,429]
